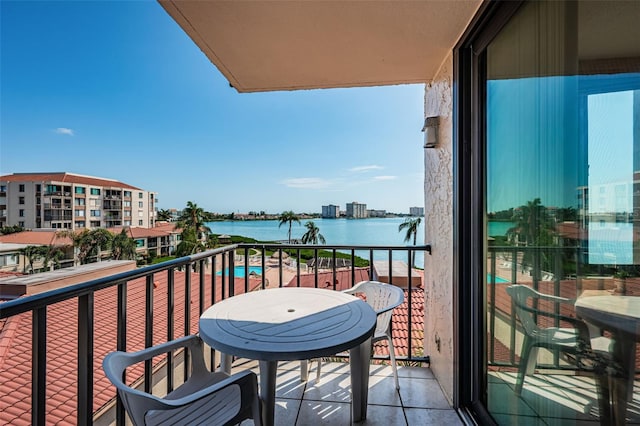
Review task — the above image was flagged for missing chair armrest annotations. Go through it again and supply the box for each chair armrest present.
[114,334,200,366]
[160,369,258,408]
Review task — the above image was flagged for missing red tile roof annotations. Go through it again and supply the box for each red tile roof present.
[0,266,426,424]
[0,173,141,190]
[107,226,170,238]
[153,222,181,233]
[0,231,72,246]
[0,271,261,425]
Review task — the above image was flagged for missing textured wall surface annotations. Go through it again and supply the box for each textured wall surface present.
[423,53,454,402]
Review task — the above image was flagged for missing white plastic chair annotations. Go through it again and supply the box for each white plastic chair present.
[506,285,613,394]
[103,334,262,426]
[301,280,405,389]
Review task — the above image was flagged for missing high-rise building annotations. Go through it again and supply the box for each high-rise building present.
[409,207,424,216]
[321,204,340,218]
[0,172,157,230]
[346,201,367,218]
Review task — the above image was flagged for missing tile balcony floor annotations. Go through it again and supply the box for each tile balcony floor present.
[229,359,462,426]
[488,371,640,425]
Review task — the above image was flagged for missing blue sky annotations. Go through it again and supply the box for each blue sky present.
[0,1,425,214]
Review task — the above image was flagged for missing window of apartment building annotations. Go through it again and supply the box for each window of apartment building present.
[18,184,25,192]
[138,192,143,199]
[18,209,24,217]
[138,220,144,226]
[124,210,131,217]
[124,191,131,197]
[35,184,41,192]
[75,186,86,194]
[124,220,131,226]
[18,221,24,227]
[74,198,85,206]
[76,221,85,228]
[90,210,101,217]
[18,196,24,204]
[138,201,143,208]
[89,198,100,207]
[1,185,7,192]
[75,210,85,217]
[0,254,18,267]
[90,188,100,195]
[123,201,131,207]
[457,1,640,423]
[90,220,100,228]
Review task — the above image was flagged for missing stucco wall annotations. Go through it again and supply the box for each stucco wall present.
[423,52,454,403]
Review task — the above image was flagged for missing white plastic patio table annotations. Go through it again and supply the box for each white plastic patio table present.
[199,287,377,426]
[575,295,640,426]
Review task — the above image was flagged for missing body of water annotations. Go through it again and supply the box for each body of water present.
[488,221,514,237]
[206,218,426,268]
[217,266,263,278]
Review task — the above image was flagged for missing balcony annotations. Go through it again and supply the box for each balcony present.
[0,243,435,425]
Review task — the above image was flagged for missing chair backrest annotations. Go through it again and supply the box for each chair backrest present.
[345,281,405,335]
[505,284,574,338]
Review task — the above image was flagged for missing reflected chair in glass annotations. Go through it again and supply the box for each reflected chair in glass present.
[103,334,262,426]
[301,280,405,389]
[506,285,613,395]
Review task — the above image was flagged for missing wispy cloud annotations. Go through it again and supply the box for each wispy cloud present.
[373,175,397,181]
[281,177,331,189]
[54,127,75,136]
[349,165,383,173]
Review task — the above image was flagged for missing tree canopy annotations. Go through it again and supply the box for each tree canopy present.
[301,221,326,245]
[278,211,300,243]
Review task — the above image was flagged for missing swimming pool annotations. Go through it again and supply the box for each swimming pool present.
[216,266,263,278]
[487,274,510,284]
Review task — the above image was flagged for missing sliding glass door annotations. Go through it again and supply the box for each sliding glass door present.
[459,1,639,424]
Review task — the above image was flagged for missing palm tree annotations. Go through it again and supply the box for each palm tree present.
[301,221,326,244]
[111,229,137,260]
[41,245,65,271]
[278,210,300,243]
[506,198,556,280]
[157,208,172,222]
[175,228,207,257]
[399,217,422,266]
[19,245,45,273]
[59,229,113,264]
[175,201,211,240]
[399,217,422,245]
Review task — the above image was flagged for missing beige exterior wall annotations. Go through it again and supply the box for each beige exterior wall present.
[0,177,156,231]
[423,52,454,403]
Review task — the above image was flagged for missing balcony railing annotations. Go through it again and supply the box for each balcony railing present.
[0,243,430,425]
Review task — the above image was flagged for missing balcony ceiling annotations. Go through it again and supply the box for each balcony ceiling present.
[158,1,482,92]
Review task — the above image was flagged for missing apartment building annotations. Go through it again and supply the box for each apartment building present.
[0,172,156,230]
[409,207,424,217]
[321,204,339,218]
[345,201,367,218]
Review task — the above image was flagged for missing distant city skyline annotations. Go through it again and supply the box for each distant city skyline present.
[0,1,425,214]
